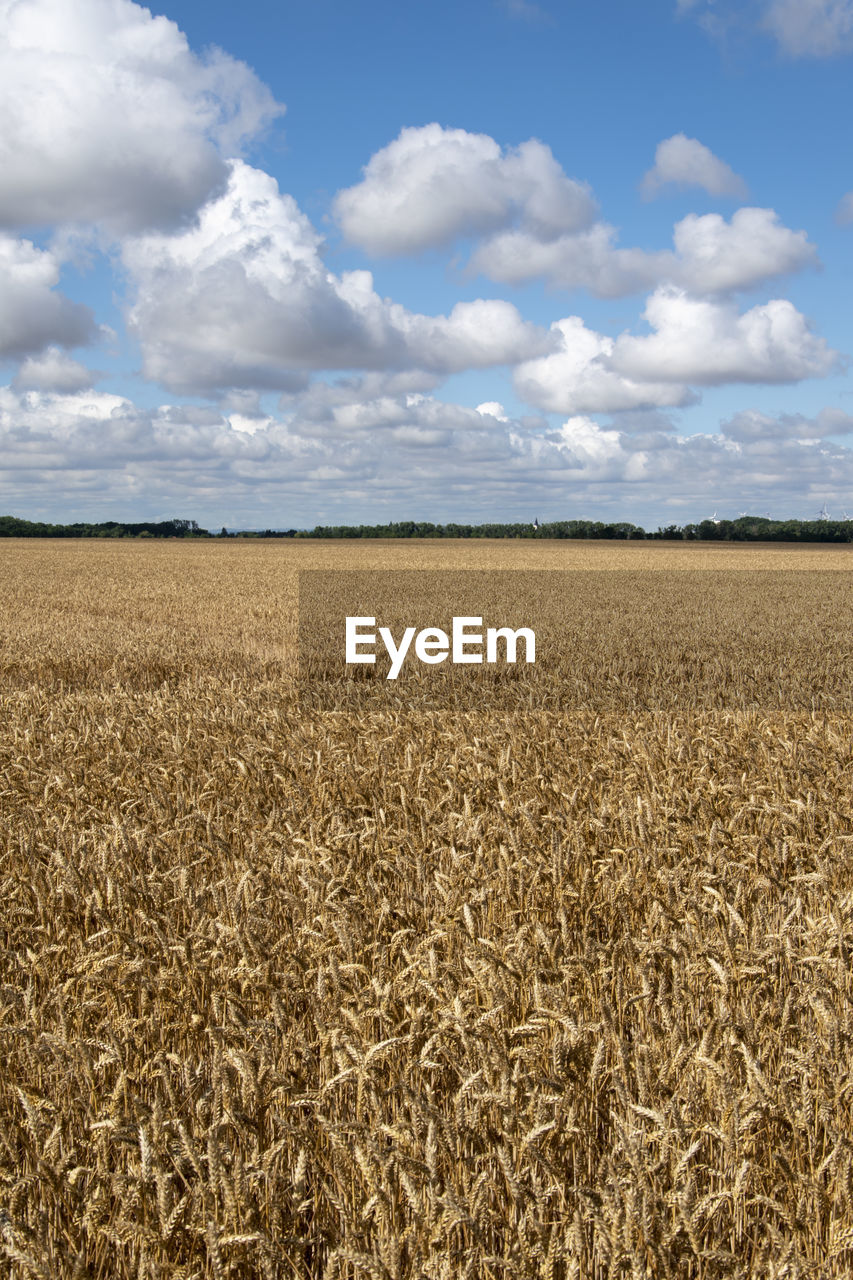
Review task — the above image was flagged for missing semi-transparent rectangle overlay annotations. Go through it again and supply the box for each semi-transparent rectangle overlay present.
[297,569,853,713]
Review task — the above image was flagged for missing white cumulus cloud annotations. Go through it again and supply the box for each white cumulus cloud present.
[470,223,669,296]
[476,401,510,422]
[12,347,96,393]
[641,133,748,199]
[514,316,695,414]
[514,287,839,414]
[333,124,596,256]
[470,207,815,296]
[123,162,553,395]
[613,287,839,384]
[0,234,96,359]
[669,208,816,292]
[0,0,283,234]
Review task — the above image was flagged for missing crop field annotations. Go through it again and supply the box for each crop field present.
[1,538,853,1280]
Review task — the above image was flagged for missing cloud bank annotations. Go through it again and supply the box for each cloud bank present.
[4,384,853,525]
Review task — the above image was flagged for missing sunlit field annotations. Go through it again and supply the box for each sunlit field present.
[1,539,852,1280]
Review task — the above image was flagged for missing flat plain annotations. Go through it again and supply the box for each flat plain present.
[1,538,852,1280]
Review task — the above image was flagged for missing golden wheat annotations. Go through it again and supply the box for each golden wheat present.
[0,538,852,1279]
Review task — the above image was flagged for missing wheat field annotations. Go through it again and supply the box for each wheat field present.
[1,538,852,1280]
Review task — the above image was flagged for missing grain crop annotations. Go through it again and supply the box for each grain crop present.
[1,538,852,1280]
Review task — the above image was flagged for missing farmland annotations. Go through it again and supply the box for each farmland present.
[1,539,852,1279]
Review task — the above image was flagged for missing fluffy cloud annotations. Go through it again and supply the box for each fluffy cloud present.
[723,407,853,441]
[12,347,95,393]
[641,134,748,199]
[333,124,595,256]
[476,401,510,422]
[0,234,96,359]
[527,416,648,478]
[515,316,695,414]
[514,288,839,414]
[336,128,814,300]
[4,384,853,525]
[762,0,853,55]
[470,207,815,296]
[470,224,668,296]
[124,162,552,395]
[614,288,838,383]
[337,127,811,303]
[272,381,549,448]
[278,370,447,414]
[0,0,283,234]
[282,390,501,443]
[668,208,816,292]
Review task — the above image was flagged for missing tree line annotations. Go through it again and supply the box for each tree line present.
[0,516,206,539]
[298,516,853,542]
[2,514,853,542]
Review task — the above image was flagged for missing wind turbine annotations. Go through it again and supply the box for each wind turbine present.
[818,503,831,521]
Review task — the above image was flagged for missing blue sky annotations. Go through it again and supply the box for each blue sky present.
[2,0,853,528]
